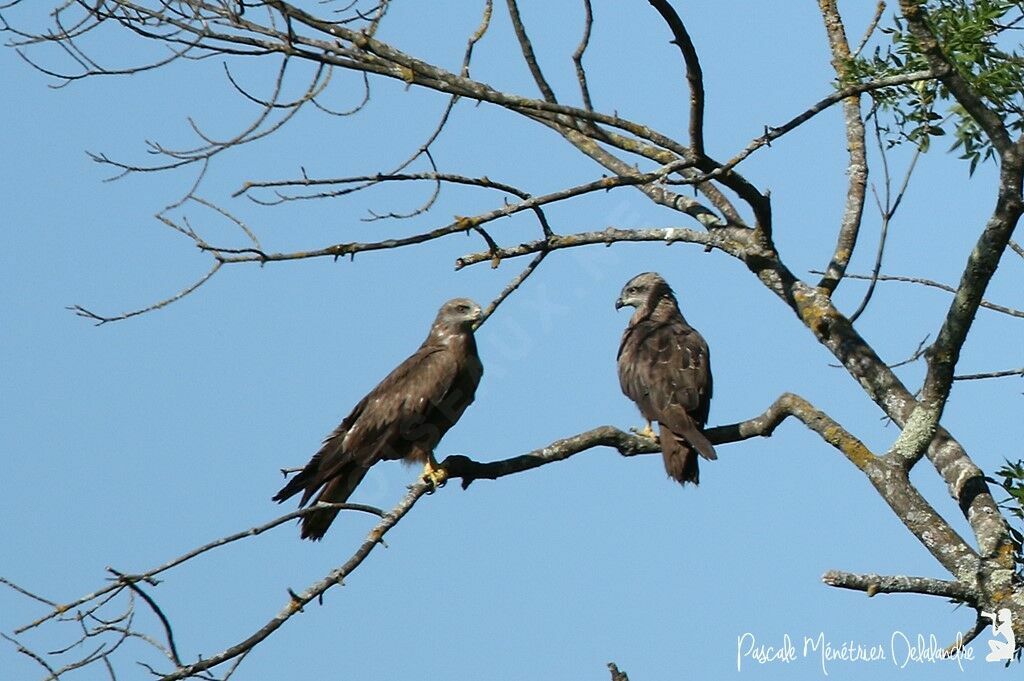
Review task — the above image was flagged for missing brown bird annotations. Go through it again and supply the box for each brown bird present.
[616,272,715,485]
[274,298,484,540]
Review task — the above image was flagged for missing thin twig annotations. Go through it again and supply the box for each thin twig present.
[826,272,1024,319]
[156,482,431,680]
[505,0,556,102]
[106,568,182,667]
[953,368,1024,381]
[853,1,886,58]
[849,114,922,323]
[14,501,383,635]
[67,261,223,326]
[571,0,593,110]
[478,251,547,324]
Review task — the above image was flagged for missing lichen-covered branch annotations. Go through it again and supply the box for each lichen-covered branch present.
[816,0,867,294]
[455,226,743,270]
[822,570,978,603]
[442,393,978,589]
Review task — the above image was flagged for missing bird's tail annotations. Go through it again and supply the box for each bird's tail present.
[659,422,716,486]
[299,464,369,541]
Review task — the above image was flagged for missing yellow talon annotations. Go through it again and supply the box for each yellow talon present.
[630,422,656,439]
[422,456,448,490]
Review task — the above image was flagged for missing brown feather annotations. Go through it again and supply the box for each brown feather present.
[274,298,483,540]
[616,273,714,486]
[659,424,701,485]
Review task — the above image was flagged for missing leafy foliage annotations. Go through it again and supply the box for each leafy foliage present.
[849,0,1024,173]
[990,459,1024,570]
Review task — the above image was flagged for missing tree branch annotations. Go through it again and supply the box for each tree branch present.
[834,272,1024,319]
[441,391,979,586]
[572,0,594,111]
[822,570,978,603]
[898,0,1013,155]
[12,502,384,635]
[817,0,868,294]
[914,167,1024,453]
[505,0,557,103]
[953,367,1024,382]
[646,0,705,155]
[454,225,745,270]
[156,483,430,680]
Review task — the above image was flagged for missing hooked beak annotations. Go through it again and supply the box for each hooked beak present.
[614,297,625,310]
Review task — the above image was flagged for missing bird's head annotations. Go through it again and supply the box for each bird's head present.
[436,297,483,330]
[615,272,674,311]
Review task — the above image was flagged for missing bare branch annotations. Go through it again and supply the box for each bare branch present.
[848,113,922,323]
[13,502,383,635]
[442,393,871,488]
[478,251,547,324]
[107,568,183,668]
[0,576,60,608]
[1010,239,1024,260]
[822,570,977,603]
[719,69,942,180]
[822,272,1024,319]
[817,0,867,294]
[772,274,1009,568]
[235,171,532,202]
[155,482,430,680]
[67,261,223,326]
[505,0,556,103]
[441,390,978,585]
[646,0,705,155]
[953,368,1024,382]
[455,225,737,270]
[2,632,60,679]
[571,0,593,111]
[853,1,886,58]
[217,175,709,268]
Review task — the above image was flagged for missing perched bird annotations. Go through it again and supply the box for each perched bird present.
[274,298,483,540]
[615,272,715,485]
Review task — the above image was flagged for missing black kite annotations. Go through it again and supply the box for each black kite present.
[274,298,483,540]
[616,272,715,485]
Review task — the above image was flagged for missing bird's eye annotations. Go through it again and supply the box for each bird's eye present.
[457,304,470,312]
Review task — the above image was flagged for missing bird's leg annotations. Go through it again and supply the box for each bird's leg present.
[421,453,448,491]
[630,420,657,440]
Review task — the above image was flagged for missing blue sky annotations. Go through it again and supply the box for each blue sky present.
[2,2,1022,680]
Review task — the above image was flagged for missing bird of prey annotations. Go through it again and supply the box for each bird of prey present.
[615,272,715,485]
[274,298,484,540]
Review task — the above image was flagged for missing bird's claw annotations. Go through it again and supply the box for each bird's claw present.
[629,424,657,440]
[421,466,449,493]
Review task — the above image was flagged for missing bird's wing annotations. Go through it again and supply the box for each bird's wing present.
[273,343,456,506]
[334,343,463,465]
[619,318,715,459]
